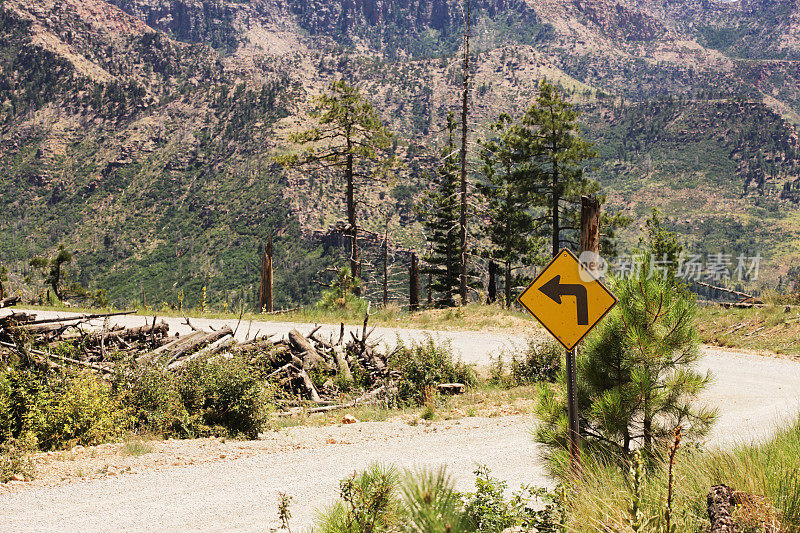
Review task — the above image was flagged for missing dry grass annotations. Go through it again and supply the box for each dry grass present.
[120,439,152,457]
[698,303,800,356]
[555,418,800,532]
[266,384,539,428]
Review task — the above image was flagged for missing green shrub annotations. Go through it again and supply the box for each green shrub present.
[114,363,190,437]
[490,341,561,388]
[27,372,131,450]
[117,357,272,439]
[0,433,36,483]
[314,464,563,533]
[1,363,130,451]
[389,336,477,406]
[510,341,561,385]
[0,363,44,443]
[488,354,507,387]
[180,357,272,439]
[463,466,526,532]
[315,463,403,533]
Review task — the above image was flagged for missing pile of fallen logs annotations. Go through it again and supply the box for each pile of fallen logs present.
[0,306,396,412]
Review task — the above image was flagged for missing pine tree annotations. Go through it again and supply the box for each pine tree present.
[518,81,599,258]
[535,254,716,458]
[275,80,396,293]
[641,208,683,283]
[29,245,72,301]
[478,115,542,307]
[419,113,461,307]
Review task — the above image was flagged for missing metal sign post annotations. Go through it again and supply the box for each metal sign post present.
[517,197,612,478]
[565,347,580,475]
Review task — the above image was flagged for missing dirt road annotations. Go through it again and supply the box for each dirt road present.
[1,311,799,531]
[1,416,544,532]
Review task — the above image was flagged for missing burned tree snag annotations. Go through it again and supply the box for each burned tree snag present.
[504,261,512,309]
[458,0,472,306]
[409,252,420,312]
[383,228,389,308]
[488,260,497,304]
[580,196,601,262]
[259,235,274,313]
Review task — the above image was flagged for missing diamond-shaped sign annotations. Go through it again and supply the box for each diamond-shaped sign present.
[518,249,617,351]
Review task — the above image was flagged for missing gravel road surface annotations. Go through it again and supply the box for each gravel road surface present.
[1,310,798,531]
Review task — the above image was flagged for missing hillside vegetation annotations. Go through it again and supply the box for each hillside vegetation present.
[1,0,800,308]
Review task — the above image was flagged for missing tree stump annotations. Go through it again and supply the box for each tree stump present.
[437,383,465,395]
[708,484,736,533]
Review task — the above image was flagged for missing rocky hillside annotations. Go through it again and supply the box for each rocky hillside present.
[2,0,800,308]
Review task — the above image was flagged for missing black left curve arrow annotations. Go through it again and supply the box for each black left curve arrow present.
[538,275,589,325]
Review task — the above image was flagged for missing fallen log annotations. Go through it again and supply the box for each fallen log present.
[165,326,233,366]
[89,321,168,342]
[288,329,329,371]
[276,386,384,417]
[332,345,352,383]
[695,280,754,301]
[138,330,204,363]
[263,307,301,315]
[299,366,321,402]
[167,334,235,371]
[438,383,465,394]
[17,310,135,326]
[0,312,36,324]
[0,341,114,374]
[18,322,78,335]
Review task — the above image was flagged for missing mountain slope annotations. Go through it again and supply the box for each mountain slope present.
[2,0,800,307]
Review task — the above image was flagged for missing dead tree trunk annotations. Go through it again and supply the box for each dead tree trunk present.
[259,235,274,313]
[487,260,497,304]
[288,329,329,371]
[707,485,736,533]
[0,296,20,309]
[504,261,512,308]
[409,252,420,312]
[458,0,471,306]
[580,195,601,276]
[383,228,389,308]
[346,146,360,296]
[426,245,433,309]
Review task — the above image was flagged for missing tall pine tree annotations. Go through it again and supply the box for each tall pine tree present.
[478,115,542,307]
[275,80,395,292]
[419,113,461,307]
[518,81,599,258]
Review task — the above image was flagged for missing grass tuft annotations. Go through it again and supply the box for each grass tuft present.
[121,439,152,457]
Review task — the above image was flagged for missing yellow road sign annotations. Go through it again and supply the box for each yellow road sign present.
[518,249,617,351]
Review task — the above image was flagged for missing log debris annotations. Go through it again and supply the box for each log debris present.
[0,307,399,409]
